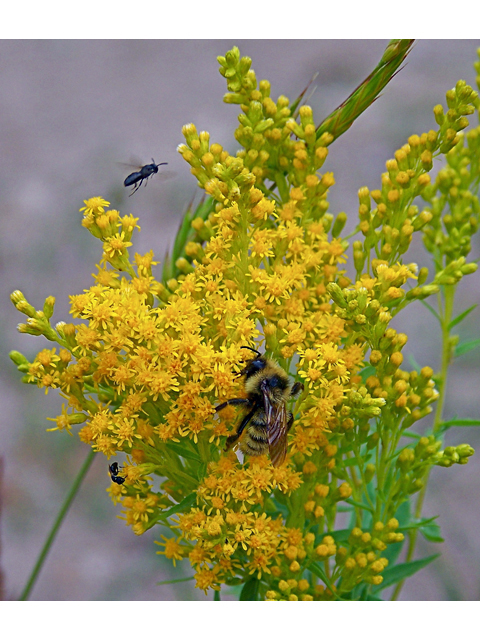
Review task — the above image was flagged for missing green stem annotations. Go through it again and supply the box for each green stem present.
[432,285,455,433]
[19,447,96,600]
[390,284,455,601]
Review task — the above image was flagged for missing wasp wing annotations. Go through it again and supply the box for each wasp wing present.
[155,170,177,182]
[262,385,289,467]
[116,154,146,171]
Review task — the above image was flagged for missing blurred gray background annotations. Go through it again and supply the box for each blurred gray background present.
[1,40,479,601]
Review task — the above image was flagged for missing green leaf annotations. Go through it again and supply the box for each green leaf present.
[160,492,197,519]
[448,304,477,331]
[395,499,412,526]
[308,561,329,584]
[156,576,194,586]
[401,430,422,440]
[372,553,440,592]
[419,522,444,543]
[266,495,289,519]
[399,515,444,543]
[165,441,202,464]
[336,505,355,513]
[196,461,208,481]
[383,540,405,566]
[438,417,480,433]
[308,563,341,597]
[343,455,373,468]
[345,498,374,513]
[420,299,441,323]
[239,577,259,601]
[455,338,480,357]
[349,584,384,601]
[359,365,376,383]
[325,528,352,543]
[315,40,414,145]
[407,353,421,373]
[383,501,411,565]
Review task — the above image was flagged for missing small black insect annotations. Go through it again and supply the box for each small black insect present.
[123,159,168,196]
[109,462,125,485]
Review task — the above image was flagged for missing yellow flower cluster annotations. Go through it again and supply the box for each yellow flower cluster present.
[11,45,479,601]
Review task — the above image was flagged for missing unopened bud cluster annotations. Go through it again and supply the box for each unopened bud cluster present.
[335,520,403,591]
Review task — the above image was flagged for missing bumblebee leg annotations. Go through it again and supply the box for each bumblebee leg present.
[224,405,258,451]
[214,398,251,413]
[290,382,304,398]
[286,412,294,433]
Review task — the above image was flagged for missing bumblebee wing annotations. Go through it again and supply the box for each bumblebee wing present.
[263,389,289,467]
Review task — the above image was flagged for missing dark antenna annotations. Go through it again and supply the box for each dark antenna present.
[241,346,262,357]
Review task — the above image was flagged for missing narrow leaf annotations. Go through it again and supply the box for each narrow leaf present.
[350,584,384,601]
[160,492,197,518]
[401,430,422,440]
[316,40,414,144]
[448,304,477,331]
[383,540,405,566]
[419,298,441,323]
[419,523,444,543]
[308,563,341,597]
[165,441,202,464]
[308,561,328,583]
[345,498,374,513]
[373,553,440,592]
[156,576,195,586]
[455,338,480,357]
[407,353,421,373]
[439,417,480,432]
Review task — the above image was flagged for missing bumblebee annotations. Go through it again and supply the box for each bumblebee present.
[109,462,125,485]
[214,347,304,467]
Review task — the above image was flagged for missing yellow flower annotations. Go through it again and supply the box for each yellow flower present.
[155,536,186,566]
[79,197,110,216]
[103,232,133,259]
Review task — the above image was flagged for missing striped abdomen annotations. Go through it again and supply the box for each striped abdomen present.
[239,412,269,457]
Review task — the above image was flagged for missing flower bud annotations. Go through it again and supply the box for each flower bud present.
[332,212,347,238]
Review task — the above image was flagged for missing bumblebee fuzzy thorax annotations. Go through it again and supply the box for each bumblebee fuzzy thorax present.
[243,357,291,403]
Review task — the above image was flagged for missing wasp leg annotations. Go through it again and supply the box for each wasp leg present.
[129,180,143,196]
[225,404,258,451]
[214,397,251,413]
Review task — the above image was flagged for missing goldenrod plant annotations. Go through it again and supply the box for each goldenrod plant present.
[10,41,480,601]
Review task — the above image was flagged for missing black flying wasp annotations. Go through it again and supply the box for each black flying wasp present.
[214,347,304,467]
[109,462,125,485]
[122,158,168,196]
